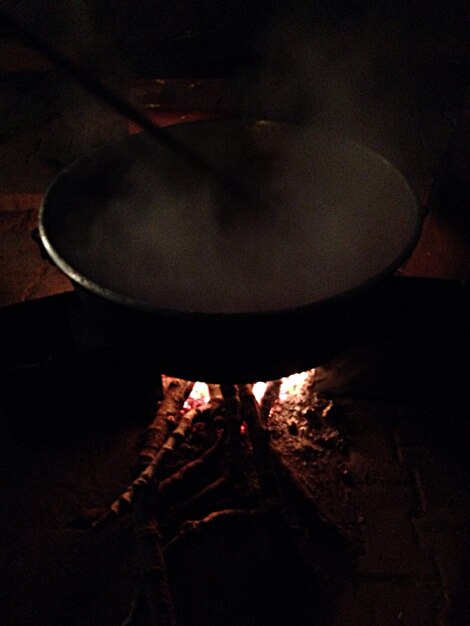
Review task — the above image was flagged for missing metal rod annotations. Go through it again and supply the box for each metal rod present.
[0,8,248,202]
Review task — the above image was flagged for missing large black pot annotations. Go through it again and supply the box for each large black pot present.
[39,119,421,382]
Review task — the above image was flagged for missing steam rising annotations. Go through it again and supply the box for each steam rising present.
[48,120,418,313]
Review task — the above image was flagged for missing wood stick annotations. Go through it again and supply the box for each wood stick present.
[157,384,224,503]
[102,395,224,522]
[0,8,254,207]
[121,584,144,626]
[122,378,195,626]
[220,384,244,484]
[135,379,194,475]
[166,476,228,524]
[174,507,260,536]
[158,434,224,502]
[207,383,223,401]
[165,506,278,552]
[133,489,176,626]
[259,379,282,425]
[238,384,279,499]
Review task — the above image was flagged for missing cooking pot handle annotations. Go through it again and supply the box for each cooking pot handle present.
[31,227,55,265]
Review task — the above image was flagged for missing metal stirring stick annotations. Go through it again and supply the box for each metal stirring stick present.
[0,8,251,206]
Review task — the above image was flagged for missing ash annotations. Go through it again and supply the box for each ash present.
[267,374,359,538]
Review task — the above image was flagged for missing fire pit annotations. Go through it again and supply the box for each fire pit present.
[70,369,353,626]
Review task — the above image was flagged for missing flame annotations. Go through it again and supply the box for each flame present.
[252,382,268,405]
[279,371,312,401]
[166,369,313,413]
[184,381,210,409]
[252,369,314,406]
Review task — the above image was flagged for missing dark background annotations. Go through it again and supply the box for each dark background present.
[1,0,469,76]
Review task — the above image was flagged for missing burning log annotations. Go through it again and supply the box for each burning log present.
[101,391,224,524]
[70,370,351,625]
[242,375,352,556]
[70,378,195,531]
[134,378,195,475]
[220,384,244,484]
[259,379,282,424]
[238,384,279,499]
[119,383,225,626]
[158,384,226,510]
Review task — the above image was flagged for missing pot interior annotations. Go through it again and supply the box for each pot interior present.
[40,119,420,315]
